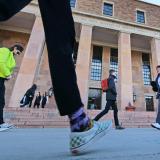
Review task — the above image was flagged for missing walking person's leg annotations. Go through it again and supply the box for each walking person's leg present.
[0,0,31,21]
[151,98,160,129]
[94,101,112,121]
[156,98,160,124]
[38,0,82,116]
[38,0,112,153]
[0,78,5,125]
[112,102,124,129]
[0,0,112,153]
[111,101,119,127]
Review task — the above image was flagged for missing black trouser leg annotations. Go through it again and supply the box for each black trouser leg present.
[38,0,83,115]
[0,78,5,124]
[111,102,120,126]
[0,0,83,116]
[94,101,113,121]
[156,98,160,124]
[0,0,31,21]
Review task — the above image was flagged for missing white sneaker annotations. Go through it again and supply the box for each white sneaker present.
[151,123,160,130]
[70,120,112,154]
[0,123,14,130]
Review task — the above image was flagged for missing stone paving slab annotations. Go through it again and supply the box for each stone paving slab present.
[0,128,160,160]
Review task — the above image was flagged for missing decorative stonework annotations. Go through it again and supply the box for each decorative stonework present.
[73,13,160,39]
[22,3,160,39]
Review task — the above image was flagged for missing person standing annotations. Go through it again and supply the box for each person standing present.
[41,92,48,108]
[0,0,112,154]
[33,92,41,109]
[0,44,24,131]
[151,65,160,130]
[94,69,124,130]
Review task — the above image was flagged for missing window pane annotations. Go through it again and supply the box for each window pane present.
[90,46,103,81]
[142,53,151,85]
[145,96,154,111]
[88,88,102,110]
[137,10,145,23]
[70,0,76,8]
[103,3,113,16]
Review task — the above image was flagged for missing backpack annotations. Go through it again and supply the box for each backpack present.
[20,95,29,107]
[101,79,109,92]
[151,81,158,92]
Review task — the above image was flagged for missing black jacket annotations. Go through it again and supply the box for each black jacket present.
[106,75,117,101]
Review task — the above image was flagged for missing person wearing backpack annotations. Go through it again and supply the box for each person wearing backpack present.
[94,69,124,130]
[0,44,24,131]
[20,84,37,107]
[151,65,160,130]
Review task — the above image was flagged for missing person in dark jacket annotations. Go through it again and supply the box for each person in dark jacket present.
[41,92,48,108]
[94,69,124,129]
[20,84,37,107]
[33,92,41,109]
[151,65,160,130]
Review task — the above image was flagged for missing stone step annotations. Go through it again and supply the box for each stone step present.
[4,108,157,128]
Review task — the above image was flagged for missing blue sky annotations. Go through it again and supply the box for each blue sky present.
[142,0,160,5]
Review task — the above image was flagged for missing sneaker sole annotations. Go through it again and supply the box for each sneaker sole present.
[0,128,10,132]
[151,124,160,130]
[71,121,112,155]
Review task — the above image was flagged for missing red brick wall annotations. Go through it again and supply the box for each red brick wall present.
[76,0,160,28]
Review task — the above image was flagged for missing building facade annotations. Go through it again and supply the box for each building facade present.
[1,0,160,127]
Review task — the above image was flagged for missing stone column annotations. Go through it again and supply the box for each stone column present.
[101,47,110,109]
[151,38,160,79]
[118,32,133,110]
[76,24,93,108]
[151,38,160,111]
[8,17,45,107]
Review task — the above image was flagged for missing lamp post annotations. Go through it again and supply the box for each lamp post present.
[133,93,136,103]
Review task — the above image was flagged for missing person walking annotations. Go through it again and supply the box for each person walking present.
[94,69,124,130]
[20,84,37,108]
[0,0,112,154]
[151,65,160,130]
[0,44,24,131]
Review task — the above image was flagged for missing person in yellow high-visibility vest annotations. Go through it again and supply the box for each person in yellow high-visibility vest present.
[0,44,24,131]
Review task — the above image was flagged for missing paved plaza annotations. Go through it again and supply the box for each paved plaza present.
[0,128,160,160]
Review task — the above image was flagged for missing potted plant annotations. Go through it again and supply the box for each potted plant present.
[125,102,136,111]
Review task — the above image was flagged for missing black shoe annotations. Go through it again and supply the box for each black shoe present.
[115,125,125,130]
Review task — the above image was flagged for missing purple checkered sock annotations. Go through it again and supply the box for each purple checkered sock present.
[69,107,90,132]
